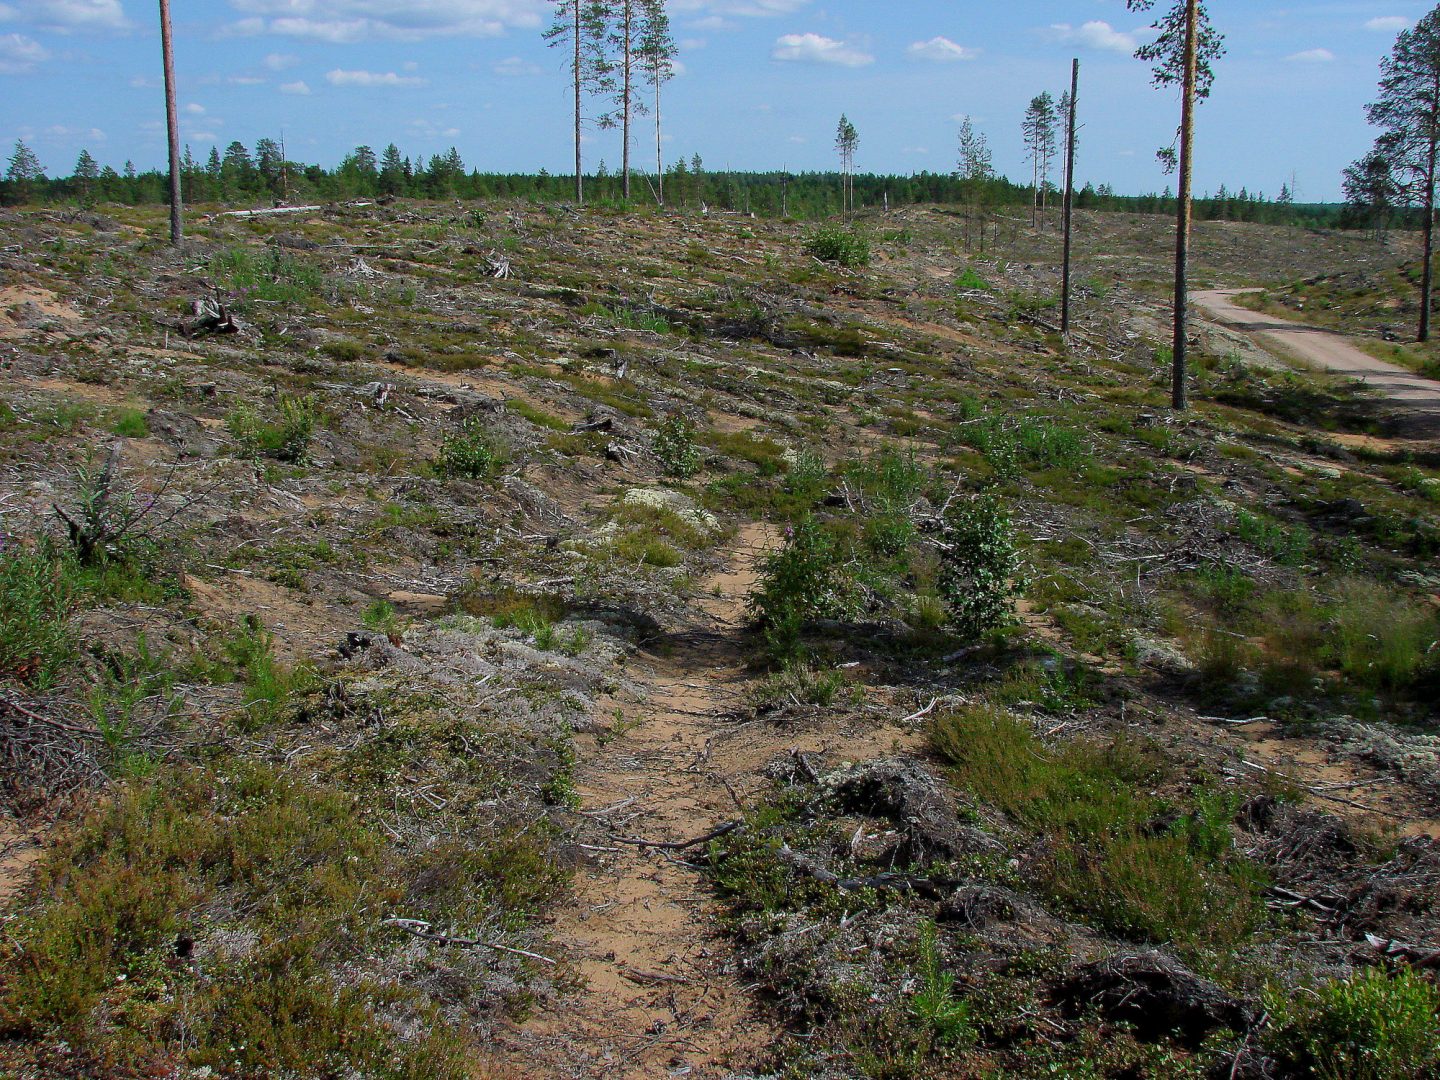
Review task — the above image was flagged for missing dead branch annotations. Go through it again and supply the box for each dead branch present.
[381,918,556,965]
[611,820,742,851]
[775,843,961,899]
[0,694,100,737]
[1364,934,1440,969]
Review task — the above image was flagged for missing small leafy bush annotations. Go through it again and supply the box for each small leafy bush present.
[804,226,871,267]
[435,416,509,480]
[937,495,1021,640]
[651,413,703,479]
[748,517,859,661]
[1264,967,1440,1080]
[227,393,320,464]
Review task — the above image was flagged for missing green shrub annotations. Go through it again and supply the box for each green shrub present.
[954,268,991,291]
[208,247,324,307]
[804,226,871,267]
[0,541,75,688]
[752,661,852,710]
[0,761,476,1078]
[1265,967,1440,1080]
[748,517,859,661]
[932,705,1262,951]
[937,495,1021,640]
[227,393,320,464]
[362,599,404,641]
[1328,579,1440,693]
[221,616,313,729]
[107,407,149,439]
[435,416,509,479]
[651,413,703,479]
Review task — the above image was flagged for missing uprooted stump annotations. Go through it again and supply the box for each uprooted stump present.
[1055,951,1257,1047]
[820,757,1004,860]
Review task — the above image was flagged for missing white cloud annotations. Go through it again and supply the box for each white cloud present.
[4,0,126,33]
[326,67,426,87]
[263,51,297,70]
[1047,20,1143,54]
[1286,48,1335,63]
[279,79,310,94]
[43,123,105,140]
[493,55,540,76]
[907,36,977,63]
[128,73,158,87]
[672,0,808,16]
[902,146,929,155]
[0,4,15,20]
[224,0,545,42]
[185,102,206,114]
[0,31,47,73]
[1365,16,1410,32]
[229,74,265,84]
[770,32,872,67]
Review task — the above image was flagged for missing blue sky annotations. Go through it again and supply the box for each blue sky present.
[0,0,1433,199]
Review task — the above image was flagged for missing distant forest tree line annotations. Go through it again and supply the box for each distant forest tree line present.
[0,137,1360,229]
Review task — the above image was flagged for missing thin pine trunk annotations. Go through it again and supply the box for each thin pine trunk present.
[1062,59,1079,334]
[621,3,632,200]
[654,60,663,205]
[1172,0,1200,410]
[1422,144,1435,342]
[574,2,583,204]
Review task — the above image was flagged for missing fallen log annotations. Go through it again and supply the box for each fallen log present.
[220,205,323,219]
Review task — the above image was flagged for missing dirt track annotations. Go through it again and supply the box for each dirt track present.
[1192,288,1440,437]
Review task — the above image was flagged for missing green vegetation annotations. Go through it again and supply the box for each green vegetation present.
[0,760,550,1078]
[227,393,320,463]
[933,705,1262,952]
[106,407,149,439]
[804,225,871,267]
[937,495,1022,640]
[435,415,509,479]
[209,246,324,307]
[0,540,75,688]
[1264,967,1440,1080]
[748,516,860,661]
[221,616,315,729]
[650,413,703,478]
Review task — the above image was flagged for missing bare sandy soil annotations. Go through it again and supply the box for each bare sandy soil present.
[1193,288,1440,437]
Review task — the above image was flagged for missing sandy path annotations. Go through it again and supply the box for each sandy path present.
[1193,289,1440,436]
[507,523,781,1078]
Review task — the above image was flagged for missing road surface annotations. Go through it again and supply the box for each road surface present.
[1192,288,1440,437]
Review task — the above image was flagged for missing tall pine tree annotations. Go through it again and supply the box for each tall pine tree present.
[1356,6,1440,340]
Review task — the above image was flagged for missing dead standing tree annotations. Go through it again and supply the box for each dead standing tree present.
[159,0,183,244]
[1128,0,1225,410]
[1061,60,1080,334]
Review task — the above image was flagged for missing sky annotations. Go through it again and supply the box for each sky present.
[0,0,1434,200]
